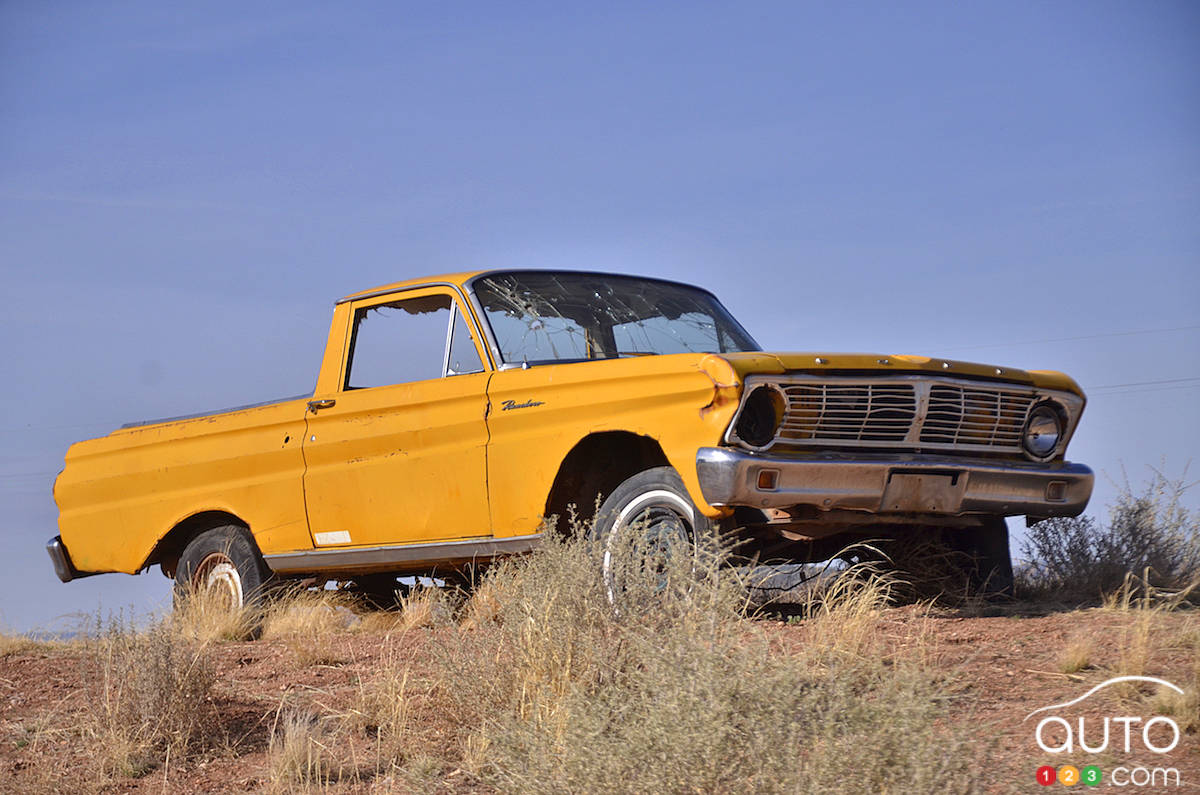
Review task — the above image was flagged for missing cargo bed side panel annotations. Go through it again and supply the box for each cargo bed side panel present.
[55,400,311,574]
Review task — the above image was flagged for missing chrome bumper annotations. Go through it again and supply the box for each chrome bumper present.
[46,535,94,583]
[695,448,1093,518]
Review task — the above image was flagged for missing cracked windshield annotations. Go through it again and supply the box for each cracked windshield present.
[472,272,760,365]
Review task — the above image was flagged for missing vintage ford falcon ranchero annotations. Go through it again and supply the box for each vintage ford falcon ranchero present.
[48,270,1093,603]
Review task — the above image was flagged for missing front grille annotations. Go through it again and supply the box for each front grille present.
[763,377,1040,455]
[920,385,1035,448]
[779,383,917,443]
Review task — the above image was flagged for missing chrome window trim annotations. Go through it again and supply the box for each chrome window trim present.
[335,280,461,305]
[463,275,507,369]
[440,300,457,378]
[339,282,498,378]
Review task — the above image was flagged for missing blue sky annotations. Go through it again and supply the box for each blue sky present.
[2,1,1197,631]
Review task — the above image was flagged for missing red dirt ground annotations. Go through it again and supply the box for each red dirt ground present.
[2,605,1196,793]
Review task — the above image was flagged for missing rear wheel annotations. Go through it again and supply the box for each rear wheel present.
[175,524,272,609]
[345,574,409,610]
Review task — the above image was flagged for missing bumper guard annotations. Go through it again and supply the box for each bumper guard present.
[46,536,95,583]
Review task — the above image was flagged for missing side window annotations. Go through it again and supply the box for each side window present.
[345,295,452,389]
[447,308,485,375]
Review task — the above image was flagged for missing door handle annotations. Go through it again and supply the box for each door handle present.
[307,398,336,412]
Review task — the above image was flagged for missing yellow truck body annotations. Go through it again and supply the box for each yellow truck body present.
[49,270,1093,595]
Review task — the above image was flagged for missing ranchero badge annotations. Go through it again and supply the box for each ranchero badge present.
[502,399,545,411]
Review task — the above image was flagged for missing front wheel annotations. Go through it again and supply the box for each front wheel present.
[843,519,1014,601]
[957,517,1014,597]
[592,466,715,602]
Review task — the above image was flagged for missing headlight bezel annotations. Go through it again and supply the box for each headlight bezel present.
[730,384,787,450]
[1021,401,1066,461]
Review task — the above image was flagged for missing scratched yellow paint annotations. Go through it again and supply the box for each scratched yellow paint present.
[55,399,311,573]
[302,285,494,548]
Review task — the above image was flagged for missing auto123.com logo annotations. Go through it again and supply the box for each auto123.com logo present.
[1026,675,1187,788]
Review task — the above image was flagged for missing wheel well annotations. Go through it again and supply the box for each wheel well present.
[145,510,249,579]
[543,431,670,535]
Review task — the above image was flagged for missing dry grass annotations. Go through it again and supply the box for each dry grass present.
[393,586,453,632]
[81,615,218,780]
[337,640,414,780]
[267,646,420,792]
[1118,610,1155,682]
[1057,637,1094,674]
[258,587,454,789]
[1102,573,1170,683]
[35,519,990,792]
[350,610,410,634]
[344,641,410,737]
[1150,620,1200,732]
[0,631,64,656]
[268,708,335,792]
[171,582,263,643]
[1020,470,1200,602]
[262,589,358,666]
[799,561,898,660]
[389,530,974,794]
[457,577,509,631]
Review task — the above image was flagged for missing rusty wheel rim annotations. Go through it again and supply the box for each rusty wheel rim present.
[193,551,244,610]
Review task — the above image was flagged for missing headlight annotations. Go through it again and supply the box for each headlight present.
[1022,404,1063,459]
[735,385,786,448]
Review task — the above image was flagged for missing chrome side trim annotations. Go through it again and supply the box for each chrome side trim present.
[262,533,543,575]
[121,394,312,429]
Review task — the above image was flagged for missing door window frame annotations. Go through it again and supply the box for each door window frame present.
[339,285,493,392]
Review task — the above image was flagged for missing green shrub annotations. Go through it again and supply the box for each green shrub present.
[1019,470,1200,602]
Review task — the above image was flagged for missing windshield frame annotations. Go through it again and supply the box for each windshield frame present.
[463,270,761,368]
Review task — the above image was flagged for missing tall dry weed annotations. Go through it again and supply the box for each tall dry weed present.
[268,708,335,792]
[1101,584,1200,728]
[405,528,971,793]
[1058,636,1094,674]
[1151,621,1199,732]
[171,583,263,643]
[800,560,897,660]
[1100,575,1176,701]
[345,643,410,736]
[261,589,357,666]
[81,615,217,779]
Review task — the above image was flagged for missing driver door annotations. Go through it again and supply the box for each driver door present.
[301,287,492,548]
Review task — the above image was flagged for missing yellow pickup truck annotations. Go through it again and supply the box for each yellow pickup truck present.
[48,270,1093,604]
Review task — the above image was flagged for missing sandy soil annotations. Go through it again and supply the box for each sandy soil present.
[2,605,1196,793]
